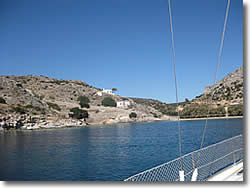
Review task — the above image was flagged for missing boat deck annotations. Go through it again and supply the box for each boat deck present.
[207,162,243,181]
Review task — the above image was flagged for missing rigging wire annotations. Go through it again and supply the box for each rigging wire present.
[196,0,231,168]
[168,0,183,171]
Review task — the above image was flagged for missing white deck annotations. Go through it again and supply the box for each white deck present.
[207,162,243,181]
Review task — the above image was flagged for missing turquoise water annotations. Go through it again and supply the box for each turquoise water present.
[0,118,243,181]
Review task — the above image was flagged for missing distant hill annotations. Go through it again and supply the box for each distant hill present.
[129,97,185,116]
[180,66,243,118]
[131,66,244,119]
[194,67,243,104]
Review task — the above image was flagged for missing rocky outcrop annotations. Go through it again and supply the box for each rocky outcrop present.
[194,67,243,104]
[178,67,244,118]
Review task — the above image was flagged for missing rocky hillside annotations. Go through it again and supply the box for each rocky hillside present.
[0,75,175,130]
[129,67,244,119]
[0,66,243,130]
[180,66,244,118]
[194,67,243,104]
[130,97,185,116]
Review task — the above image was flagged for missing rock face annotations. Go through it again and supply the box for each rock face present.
[0,75,175,130]
[194,67,243,104]
[178,67,244,118]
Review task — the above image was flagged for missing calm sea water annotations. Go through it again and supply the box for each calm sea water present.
[0,118,243,181]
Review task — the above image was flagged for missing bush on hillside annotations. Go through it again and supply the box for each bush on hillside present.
[228,104,243,116]
[47,102,61,111]
[77,96,90,104]
[0,97,6,104]
[180,104,226,118]
[78,96,90,108]
[70,107,88,119]
[12,107,27,114]
[79,102,90,108]
[101,97,116,107]
[129,112,137,119]
[25,104,42,111]
[209,106,226,117]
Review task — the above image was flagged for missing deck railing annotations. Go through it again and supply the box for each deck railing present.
[124,134,243,181]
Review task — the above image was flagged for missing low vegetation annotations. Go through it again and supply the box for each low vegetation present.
[102,97,116,107]
[228,104,243,116]
[180,104,226,118]
[0,97,6,104]
[78,96,90,108]
[79,103,90,108]
[46,102,61,111]
[129,112,137,119]
[25,104,42,111]
[130,98,182,116]
[69,107,88,119]
[12,106,27,114]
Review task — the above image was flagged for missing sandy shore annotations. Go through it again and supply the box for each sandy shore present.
[180,116,243,121]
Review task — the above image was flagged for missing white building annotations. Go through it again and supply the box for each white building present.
[95,89,114,97]
[102,89,113,95]
[96,91,103,96]
[117,100,131,108]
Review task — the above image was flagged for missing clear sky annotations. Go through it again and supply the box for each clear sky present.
[0,0,243,103]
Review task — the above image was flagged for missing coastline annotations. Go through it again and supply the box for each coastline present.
[180,116,243,121]
[0,116,243,132]
[0,123,85,132]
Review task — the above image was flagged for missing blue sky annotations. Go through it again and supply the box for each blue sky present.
[0,0,243,103]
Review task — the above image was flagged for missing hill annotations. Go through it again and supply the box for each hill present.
[130,67,243,119]
[0,75,175,130]
[0,66,243,130]
[129,97,185,116]
[194,67,243,104]
[179,67,243,118]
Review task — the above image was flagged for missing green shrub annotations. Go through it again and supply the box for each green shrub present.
[79,102,90,108]
[70,107,88,119]
[129,112,137,119]
[47,102,61,111]
[77,96,89,103]
[0,97,6,104]
[228,104,243,116]
[209,107,226,117]
[16,83,23,88]
[78,96,90,108]
[49,96,55,100]
[166,111,178,116]
[13,107,27,114]
[39,95,45,100]
[180,104,226,118]
[102,97,116,107]
[25,105,42,111]
[53,80,69,85]
[180,104,207,118]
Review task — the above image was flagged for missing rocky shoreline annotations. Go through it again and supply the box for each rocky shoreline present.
[1,115,243,132]
[0,112,177,131]
[0,114,86,131]
[0,119,162,132]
